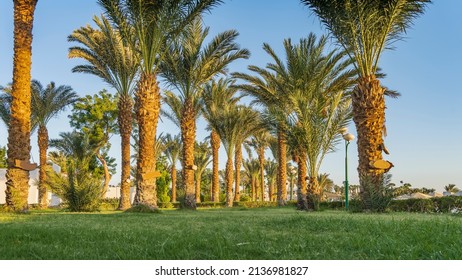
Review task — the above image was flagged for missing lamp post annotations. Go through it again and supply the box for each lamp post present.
[341,128,355,210]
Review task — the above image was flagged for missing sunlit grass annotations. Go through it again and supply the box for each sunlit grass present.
[0,208,461,260]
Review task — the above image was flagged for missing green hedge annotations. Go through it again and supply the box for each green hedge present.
[389,196,462,213]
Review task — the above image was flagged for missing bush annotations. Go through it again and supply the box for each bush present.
[360,175,393,212]
[125,203,162,213]
[233,201,278,208]
[100,198,119,211]
[46,165,103,212]
[389,196,462,214]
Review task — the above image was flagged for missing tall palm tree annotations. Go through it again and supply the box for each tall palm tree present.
[68,15,139,210]
[275,34,355,210]
[4,0,38,211]
[213,105,259,207]
[194,140,212,203]
[162,133,181,202]
[234,58,291,206]
[247,130,272,201]
[265,159,278,202]
[243,158,260,201]
[98,0,223,209]
[160,17,249,209]
[202,78,240,202]
[301,0,431,197]
[31,81,78,208]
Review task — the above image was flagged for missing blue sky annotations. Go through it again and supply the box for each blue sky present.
[0,0,461,192]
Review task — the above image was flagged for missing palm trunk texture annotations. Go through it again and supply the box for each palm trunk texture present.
[225,156,234,207]
[195,171,201,203]
[118,94,133,210]
[133,73,160,208]
[277,129,287,206]
[296,153,309,210]
[181,100,197,209]
[37,125,48,208]
[352,75,387,207]
[234,144,242,202]
[211,130,220,202]
[5,0,37,212]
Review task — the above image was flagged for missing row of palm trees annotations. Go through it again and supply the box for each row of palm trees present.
[3,0,430,212]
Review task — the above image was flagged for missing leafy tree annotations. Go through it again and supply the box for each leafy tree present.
[69,90,118,197]
[160,17,249,209]
[301,0,431,207]
[4,0,38,212]
[98,0,223,209]
[68,14,139,210]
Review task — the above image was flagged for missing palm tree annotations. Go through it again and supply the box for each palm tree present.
[68,15,139,210]
[247,131,272,201]
[98,0,223,209]
[234,57,291,206]
[279,34,354,210]
[264,159,278,202]
[194,141,212,203]
[162,133,181,202]
[160,17,249,209]
[202,78,240,202]
[301,0,431,198]
[444,184,459,194]
[213,105,259,207]
[4,0,38,211]
[31,81,78,208]
[243,158,260,201]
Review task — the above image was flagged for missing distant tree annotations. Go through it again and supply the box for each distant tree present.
[69,90,118,197]
[444,184,459,194]
[194,141,212,203]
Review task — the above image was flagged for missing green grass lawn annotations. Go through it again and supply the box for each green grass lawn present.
[0,207,461,260]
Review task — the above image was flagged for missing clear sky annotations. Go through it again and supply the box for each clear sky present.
[0,0,461,192]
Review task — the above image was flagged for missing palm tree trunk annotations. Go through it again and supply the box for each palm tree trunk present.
[352,75,387,206]
[195,171,201,203]
[277,129,287,206]
[296,153,309,210]
[211,130,220,202]
[269,181,275,202]
[133,72,160,208]
[181,99,197,209]
[234,143,242,202]
[96,152,111,198]
[118,93,132,210]
[225,156,234,207]
[37,125,48,208]
[258,146,265,202]
[171,165,177,202]
[5,0,37,212]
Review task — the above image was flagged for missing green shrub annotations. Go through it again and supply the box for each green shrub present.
[389,196,462,214]
[46,164,103,212]
[360,175,393,212]
[125,204,162,213]
[234,201,278,208]
[99,198,119,211]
